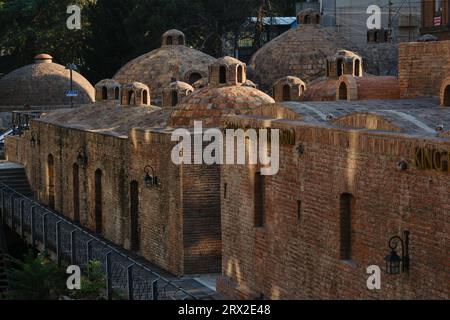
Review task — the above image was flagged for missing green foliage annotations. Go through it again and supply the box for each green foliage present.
[0,0,298,81]
[5,251,67,300]
[69,260,106,300]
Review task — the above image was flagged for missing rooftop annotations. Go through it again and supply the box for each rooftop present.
[239,98,450,138]
[37,103,169,138]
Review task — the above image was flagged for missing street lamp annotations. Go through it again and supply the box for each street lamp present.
[65,63,78,108]
[76,147,88,169]
[384,230,410,275]
[143,166,160,189]
[30,131,39,147]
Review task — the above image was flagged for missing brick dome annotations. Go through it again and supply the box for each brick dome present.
[162,81,194,108]
[0,54,95,106]
[248,24,357,92]
[168,85,275,128]
[113,30,216,104]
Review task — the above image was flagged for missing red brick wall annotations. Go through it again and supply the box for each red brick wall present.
[218,119,450,299]
[5,122,222,276]
[398,40,450,98]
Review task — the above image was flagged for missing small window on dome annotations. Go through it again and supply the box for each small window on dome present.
[115,87,120,100]
[178,35,184,45]
[167,36,173,45]
[337,58,344,77]
[282,85,291,101]
[171,90,178,106]
[219,66,227,84]
[143,90,148,105]
[354,59,361,77]
[237,65,243,83]
[128,91,135,105]
[102,87,108,100]
[188,72,202,84]
[304,15,310,24]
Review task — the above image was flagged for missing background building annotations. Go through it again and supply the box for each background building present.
[421,0,450,40]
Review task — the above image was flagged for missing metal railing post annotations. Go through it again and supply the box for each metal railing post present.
[105,251,113,300]
[30,206,36,247]
[42,213,48,251]
[127,264,134,300]
[0,186,5,224]
[10,195,14,230]
[86,239,93,262]
[152,280,159,301]
[56,220,62,266]
[1,187,5,224]
[19,200,25,238]
[70,230,76,265]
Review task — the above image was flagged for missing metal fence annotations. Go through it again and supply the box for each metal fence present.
[0,183,197,300]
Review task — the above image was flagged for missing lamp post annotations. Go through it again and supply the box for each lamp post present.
[65,63,77,108]
[76,147,88,169]
[144,166,160,189]
[30,131,39,148]
[384,230,410,275]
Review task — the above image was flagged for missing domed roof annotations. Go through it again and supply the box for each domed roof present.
[193,78,209,90]
[274,76,305,87]
[113,31,216,103]
[95,79,120,88]
[168,81,194,92]
[248,24,358,92]
[328,50,362,64]
[0,54,95,106]
[168,85,275,128]
[213,56,242,66]
[162,29,185,39]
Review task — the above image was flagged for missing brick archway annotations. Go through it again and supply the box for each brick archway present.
[440,78,450,107]
[336,75,358,101]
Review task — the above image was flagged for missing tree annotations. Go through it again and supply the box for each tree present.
[6,251,67,300]
[0,0,94,74]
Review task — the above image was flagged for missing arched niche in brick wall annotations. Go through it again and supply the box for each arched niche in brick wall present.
[440,77,450,107]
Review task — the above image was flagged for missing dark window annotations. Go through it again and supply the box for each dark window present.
[297,200,302,221]
[128,91,134,105]
[142,90,148,105]
[178,35,184,45]
[224,183,228,199]
[340,193,354,260]
[304,15,310,24]
[282,85,291,101]
[47,154,55,209]
[95,169,103,234]
[354,59,361,77]
[337,58,344,76]
[219,66,227,84]
[171,90,178,106]
[166,36,173,45]
[444,85,450,106]
[237,65,244,83]
[130,181,140,251]
[339,82,348,100]
[115,87,120,100]
[102,86,108,100]
[254,172,265,228]
[188,73,202,84]
[73,163,80,223]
